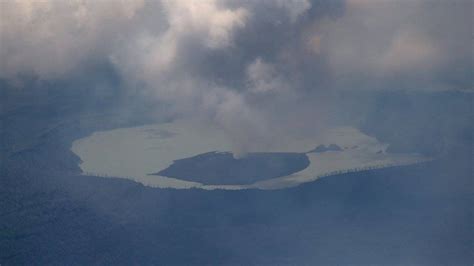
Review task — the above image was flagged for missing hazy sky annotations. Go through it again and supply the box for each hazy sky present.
[1,0,472,153]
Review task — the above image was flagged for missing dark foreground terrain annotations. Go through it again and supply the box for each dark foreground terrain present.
[156,151,310,185]
[1,150,472,265]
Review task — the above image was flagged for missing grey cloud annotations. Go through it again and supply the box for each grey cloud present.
[1,0,471,154]
[317,0,473,90]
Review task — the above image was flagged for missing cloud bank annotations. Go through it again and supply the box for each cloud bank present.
[1,0,471,154]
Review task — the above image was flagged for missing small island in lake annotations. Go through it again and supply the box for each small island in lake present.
[308,144,343,153]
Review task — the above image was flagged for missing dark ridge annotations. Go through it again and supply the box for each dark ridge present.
[308,144,343,153]
[154,151,310,185]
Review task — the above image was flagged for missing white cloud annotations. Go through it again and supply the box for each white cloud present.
[0,0,247,81]
[246,58,287,94]
[162,0,247,49]
[0,0,145,80]
[274,0,311,22]
[0,0,470,153]
[312,0,471,89]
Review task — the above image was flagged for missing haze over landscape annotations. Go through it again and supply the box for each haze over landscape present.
[1,0,472,265]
